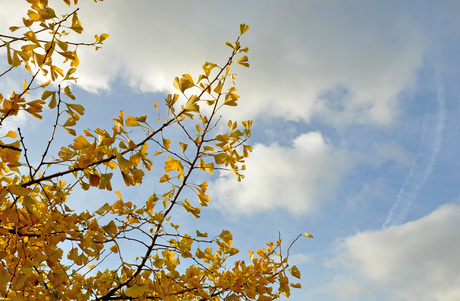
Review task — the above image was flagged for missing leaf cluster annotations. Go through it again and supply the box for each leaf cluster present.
[0,2,310,300]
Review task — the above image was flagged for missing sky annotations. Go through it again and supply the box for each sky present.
[2,1,460,300]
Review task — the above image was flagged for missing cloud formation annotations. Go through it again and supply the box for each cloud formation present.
[329,203,460,300]
[68,0,426,126]
[382,65,446,228]
[210,132,354,215]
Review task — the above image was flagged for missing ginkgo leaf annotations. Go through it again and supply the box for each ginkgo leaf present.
[70,13,83,33]
[5,131,17,138]
[40,80,51,88]
[179,142,188,153]
[95,203,111,215]
[64,127,76,135]
[103,220,118,239]
[184,94,200,112]
[0,14,306,300]
[110,244,119,254]
[62,86,75,100]
[89,173,100,186]
[182,73,194,86]
[214,80,223,94]
[239,23,250,34]
[196,230,208,237]
[163,139,171,150]
[67,103,85,115]
[0,270,11,285]
[289,265,301,279]
[8,185,31,196]
[236,55,250,67]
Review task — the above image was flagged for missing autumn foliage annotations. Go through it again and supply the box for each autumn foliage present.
[0,1,308,300]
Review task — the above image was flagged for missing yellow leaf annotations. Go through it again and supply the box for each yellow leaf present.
[67,103,85,115]
[40,80,51,88]
[24,31,39,44]
[185,95,200,113]
[0,270,12,285]
[163,139,171,150]
[22,18,33,27]
[304,232,314,238]
[95,203,111,215]
[289,265,301,279]
[99,173,113,190]
[124,285,149,298]
[196,230,208,238]
[236,55,250,67]
[182,73,194,86]
[23,79,29,94]
[110,244,119,254]
[49,93,57,109]
[125,116,139,126]
[8,185,31,196]
[73,136,90,150]
[239,23,250,34]
[103,220,118,239]
[5,131,17,138]
[63,117,76,127]
[213,153,227,165]
[179,142,187,153]
[64,127,76,136]
[70,13,83,33]
[173,77,181,91]
[121,171,134,186]
[219,230,232,242]
[159,174,171,183]
[62,86,75,100]
[214,80,223,94]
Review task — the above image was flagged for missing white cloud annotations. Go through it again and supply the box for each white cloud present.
[48,0,427,126]
[328,203,460,300]
[209,132,354,215]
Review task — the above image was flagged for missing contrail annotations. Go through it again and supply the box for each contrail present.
[382,64,446,229]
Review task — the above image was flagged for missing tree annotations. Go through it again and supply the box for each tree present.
[0,1,310,300]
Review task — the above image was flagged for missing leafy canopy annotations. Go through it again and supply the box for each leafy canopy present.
[0,1,311,300]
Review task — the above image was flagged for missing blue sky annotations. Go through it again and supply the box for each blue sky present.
[2,1,460,300]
